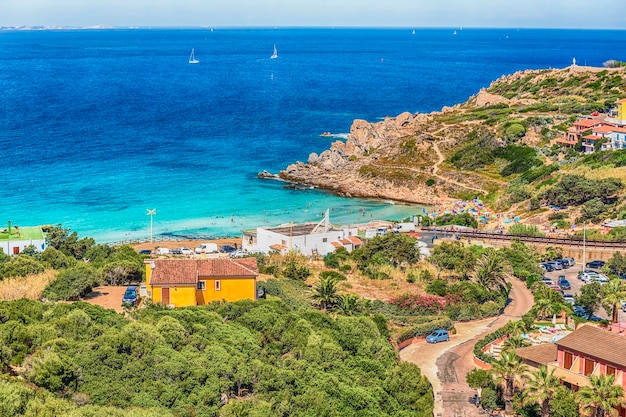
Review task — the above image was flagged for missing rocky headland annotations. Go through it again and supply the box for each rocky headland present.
[276,65,626,207]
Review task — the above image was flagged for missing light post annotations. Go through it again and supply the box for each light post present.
[147,209,156,243]
[582,221,586,272]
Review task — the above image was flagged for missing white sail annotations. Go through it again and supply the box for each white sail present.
[270,44,278,59]
[189,48,199,64]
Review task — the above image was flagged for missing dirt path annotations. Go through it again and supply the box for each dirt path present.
[400,277,534,417]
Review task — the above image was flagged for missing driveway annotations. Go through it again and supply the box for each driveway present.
[400,276,534,417]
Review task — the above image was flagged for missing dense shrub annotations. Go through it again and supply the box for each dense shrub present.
[41,264,100,301]
[473,328,506,364]
[435,212,478,228]
[508,224,545,237]
[0,255,45,279]
[540,175,622,207]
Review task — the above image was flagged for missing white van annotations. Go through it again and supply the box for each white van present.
[156,247,170,255]
[195,243,219,254]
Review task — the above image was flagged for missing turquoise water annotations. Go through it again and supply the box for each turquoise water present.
[1,28,625,242]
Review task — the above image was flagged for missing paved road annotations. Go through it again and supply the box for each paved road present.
[400,276,534,417]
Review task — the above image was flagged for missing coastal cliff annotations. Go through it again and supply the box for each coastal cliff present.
[279,65,626,206]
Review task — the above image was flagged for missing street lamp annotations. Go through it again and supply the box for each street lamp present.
[147,209,156,243]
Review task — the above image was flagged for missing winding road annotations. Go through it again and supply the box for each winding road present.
[400,277,534,417]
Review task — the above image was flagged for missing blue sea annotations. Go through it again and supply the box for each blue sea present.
[1,28,625,243]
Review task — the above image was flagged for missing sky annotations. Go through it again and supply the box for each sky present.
[3,0,626,29]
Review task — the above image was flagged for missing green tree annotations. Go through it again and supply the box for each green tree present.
[550,387,580,417]
[281,260,311,281]
[428,241,477,279]
[384,362,433,415]
[600,278,626,323]
[471,248,512,292]
[311,276,340,311]
[524,365,561,417]
[492,351,527,415]
[577,374,625,417]
[575,282,603,319]
[606,252,626,276]
[502,335,530,352]
[352,233,420,269]
[0,255,45,279]
[531,284,571,321]
[466,368,492,396]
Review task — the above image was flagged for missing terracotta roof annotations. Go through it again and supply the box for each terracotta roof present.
[556,325,626,369]
[347,236,363,245]
[574,118,603,128]
[516,343,557,366]
[339,238,352,245]
[593,125,618,134]
[582,134,603,140]
[331,241,342,248]
[149,258,258,286]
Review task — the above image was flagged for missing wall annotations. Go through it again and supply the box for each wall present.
[197,277,256,304]
[151,285,196,307]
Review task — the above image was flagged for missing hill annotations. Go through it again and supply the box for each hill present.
[279,65,626,230]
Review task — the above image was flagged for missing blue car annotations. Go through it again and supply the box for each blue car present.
[426,329,450,344]
[122,286,139,305]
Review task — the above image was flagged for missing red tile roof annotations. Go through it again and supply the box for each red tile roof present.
[149,258,258,286]
[347,236,363,245]
[339,238,351,245]
[556,325,626,369]
[516,343,558,366]
[331,241,342,248]
[583,134,603,140]
[574,119,604,128]
[593,125,618,134]
[269,243,287,251]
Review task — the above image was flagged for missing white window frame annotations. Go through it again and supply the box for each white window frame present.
[215,280,221,291]
[197,281,206,290]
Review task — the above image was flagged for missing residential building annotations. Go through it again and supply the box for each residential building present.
[517,325,626,416]
[145,258,258,308]
[0,224,47,255]
[242,210,360,256]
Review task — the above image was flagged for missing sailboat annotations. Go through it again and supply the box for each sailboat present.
[270,44,278,59]
[412,29,416,35]
[189,48,199,64]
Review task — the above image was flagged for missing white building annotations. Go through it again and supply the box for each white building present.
[242,210,361,256]
[0,225,47,255]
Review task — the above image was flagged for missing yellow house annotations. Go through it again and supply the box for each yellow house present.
[617,98,626,124]
[145,258,258,307]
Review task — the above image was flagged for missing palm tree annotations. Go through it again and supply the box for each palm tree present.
[600,278,626,323]
[503,320,528,337]
[502,335,531,352]
[311,276,339,311]
[492,351,527,415]
[577,374,625,417]
[524,365,561,417]
[336,293,359,315]
[471,248,512,292]
[531,283,572,321]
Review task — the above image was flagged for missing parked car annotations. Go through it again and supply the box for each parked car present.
[122,286,139,305]
[170,248,183,255]
[558,259,571,269]
[195,243,219,254]
[426,329,450,344]
[179,247,194,255]
[558,276,571,290]
[545,261,563,270]
[156,247,170,255]
[621,300,626,312]
[563,294,575,304]
[541,277,555,285]
[579,272,600,283]
[137,249,152,255]
[563,257,575,267]
[586,260,605,269]
[540,263,554,272]
[220,245,237,254]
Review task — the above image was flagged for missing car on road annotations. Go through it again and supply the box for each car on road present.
[426,329,450,344]
[558,276,571,290]
[122,286,139,305]
[137,249,152,255]
[586,260,605,269]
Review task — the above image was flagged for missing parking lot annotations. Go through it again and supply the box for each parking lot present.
[543,261,626,322]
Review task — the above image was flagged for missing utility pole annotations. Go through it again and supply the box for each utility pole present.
[147,209,156,243]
